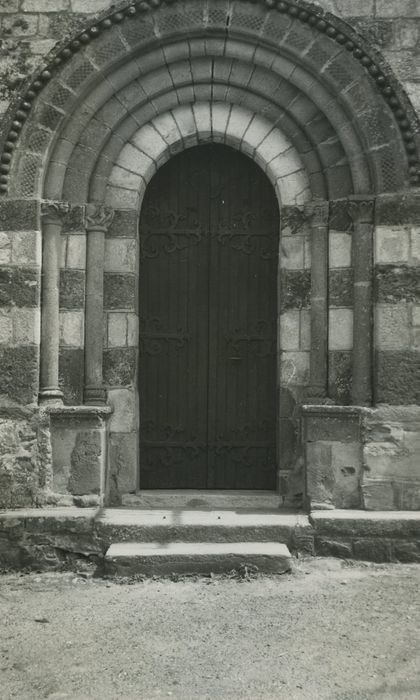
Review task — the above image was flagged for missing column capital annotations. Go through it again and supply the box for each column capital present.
[85,203,114,233]
[347,195,375,225]
[304,199,329,227]
[41,200,71,225]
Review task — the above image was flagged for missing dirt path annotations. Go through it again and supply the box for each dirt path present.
[1,558,419,700]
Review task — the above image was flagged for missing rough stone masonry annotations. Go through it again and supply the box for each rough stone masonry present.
[0,0,419,561]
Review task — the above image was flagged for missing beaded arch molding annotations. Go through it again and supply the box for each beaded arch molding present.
[0,0,419,196]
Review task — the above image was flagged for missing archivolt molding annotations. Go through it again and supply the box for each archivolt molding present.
[105,103,310,210]
[0,0,418,199]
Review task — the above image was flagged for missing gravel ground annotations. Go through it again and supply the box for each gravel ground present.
[1,558,420,700]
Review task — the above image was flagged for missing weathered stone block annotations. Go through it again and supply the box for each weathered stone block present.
[0,309,13,344]
[108,388,136,433]
[362,479,395,510]
[0,346,38,404]
[392,541,420,563]
[376,351,420,404]
[280,236,305,270]
[59,348,83,405]
[13,307,40,345]
[104,274,136,310]
[0,267,39,307]
[59,269,85,309]
[306,413,360,443]
[329,269,353,307]
[375,265,420,303]
[306,442,334,507]
[280,270,311,311]
[107,432,137,504]
[281,351,310,387]
[375,303,410,350]
[411,227,420,265]
[11,231,41,267]
[65,234,86,269]
[127,313,138,347]
[376,193,420,226]
[328,351,352,405]
[353,538,392,563]
[0,413,38,509]
[375,226,410,264]
[107,312,127,348]
[0,200,38,232]
[376,0,420,17]
[331,442,361,509]
[104,239,137,273]
[280,310,300,351]
[315,537,352,558]
[103,348,137,387]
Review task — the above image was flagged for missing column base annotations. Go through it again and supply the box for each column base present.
[84,385,107,405]
[38,388,64,405]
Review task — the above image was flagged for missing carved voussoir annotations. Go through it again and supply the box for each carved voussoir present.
[304,199,329,227]
[85,203,114,232]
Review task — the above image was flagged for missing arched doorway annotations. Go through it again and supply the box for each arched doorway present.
[138,145,280,490]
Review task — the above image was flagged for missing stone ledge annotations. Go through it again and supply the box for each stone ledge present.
[46,406,113,417]
[311,509,420,537]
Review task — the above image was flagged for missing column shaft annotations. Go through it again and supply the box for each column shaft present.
[39,202,69,404]
[84,204,114,405]
[348,196,375,406]
[305,200,329,400]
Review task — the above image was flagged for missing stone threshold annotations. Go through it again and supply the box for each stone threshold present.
[121,489,285,510]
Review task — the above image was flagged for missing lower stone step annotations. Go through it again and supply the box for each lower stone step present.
[104,541,293,576]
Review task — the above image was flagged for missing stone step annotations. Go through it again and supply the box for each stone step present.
[121,490,282,510]
[96,508,313,550]
[104,541,293,576]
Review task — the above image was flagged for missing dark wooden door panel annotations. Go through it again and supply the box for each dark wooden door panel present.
[139,145,279,489]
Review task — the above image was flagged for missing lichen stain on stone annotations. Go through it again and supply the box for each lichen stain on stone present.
[68,430,101,495]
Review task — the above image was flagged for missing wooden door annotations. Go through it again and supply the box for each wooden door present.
[138,145,279,489]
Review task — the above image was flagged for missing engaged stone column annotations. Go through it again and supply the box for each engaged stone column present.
[305,199,329,401]
[39,201,70,404]
[348,195,375,406]
[84,204,114,405]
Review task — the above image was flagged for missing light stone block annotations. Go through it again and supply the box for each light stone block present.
[109,165,142,191]
[13,308,40,345]
[66,234,86,269]
[22,0,69,10]
[0,309,13,344]
[329,231,352,268]
[0,231,11,264]
[131,124,167,161]
[192,103,212,139]
[108,388,136,433]
[59,311,84,347]
[108,313,127,348]
[412,328,420,349]
[304,236,311,269]
[300,309,311,351]
[375,304,410,350]
[276,171,309,207]
[376,0,420,17]
[106,186,141,211]
[410,227,420,264]
[375,226,409,264]
[11,231,41,266]
[281,236,304,269]
[226,105,254,144]
[211,103,232,140]
[280,311,300,351]
[127,313,139,347]
[329,309,353,350]
[269,148,302,180]
[243,115,272,149]
[173,105,197,143]
[71,0,112,10]
[117,143,153,176]
[105,239,137,273]
[412,305,420,327]
[153,112,181,145]
[281,351,310,386]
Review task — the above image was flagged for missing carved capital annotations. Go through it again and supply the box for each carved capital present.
[41,201,70,225]
[304,199,329,227]
[347,196,375,225]
[85,203,114,233]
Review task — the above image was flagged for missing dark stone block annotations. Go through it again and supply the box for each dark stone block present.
[0,346,38,404]
[392,541,420,564]
[104,274,136,310]
[68,430,102,495]
[325,164,353,199]
[375,265,420,304]
[0,267,39,307]
[329,200,352,232]
[376,351,420,404]
[103,348,137,387]
[315,537,352,559]
[59,270,85,309]
[280,270,311,311]
[376,193,420,226]
[108,209,138,238]
[306,415,360,443]
[279,419,297,470]
[328,351,352,405]
[329,269,353,307]
[0,199,39,232]
[59,348,84,406]
[281,207,306,236]
[350,18,393,49]
[62,205,85,233]
[353,538,392,563]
